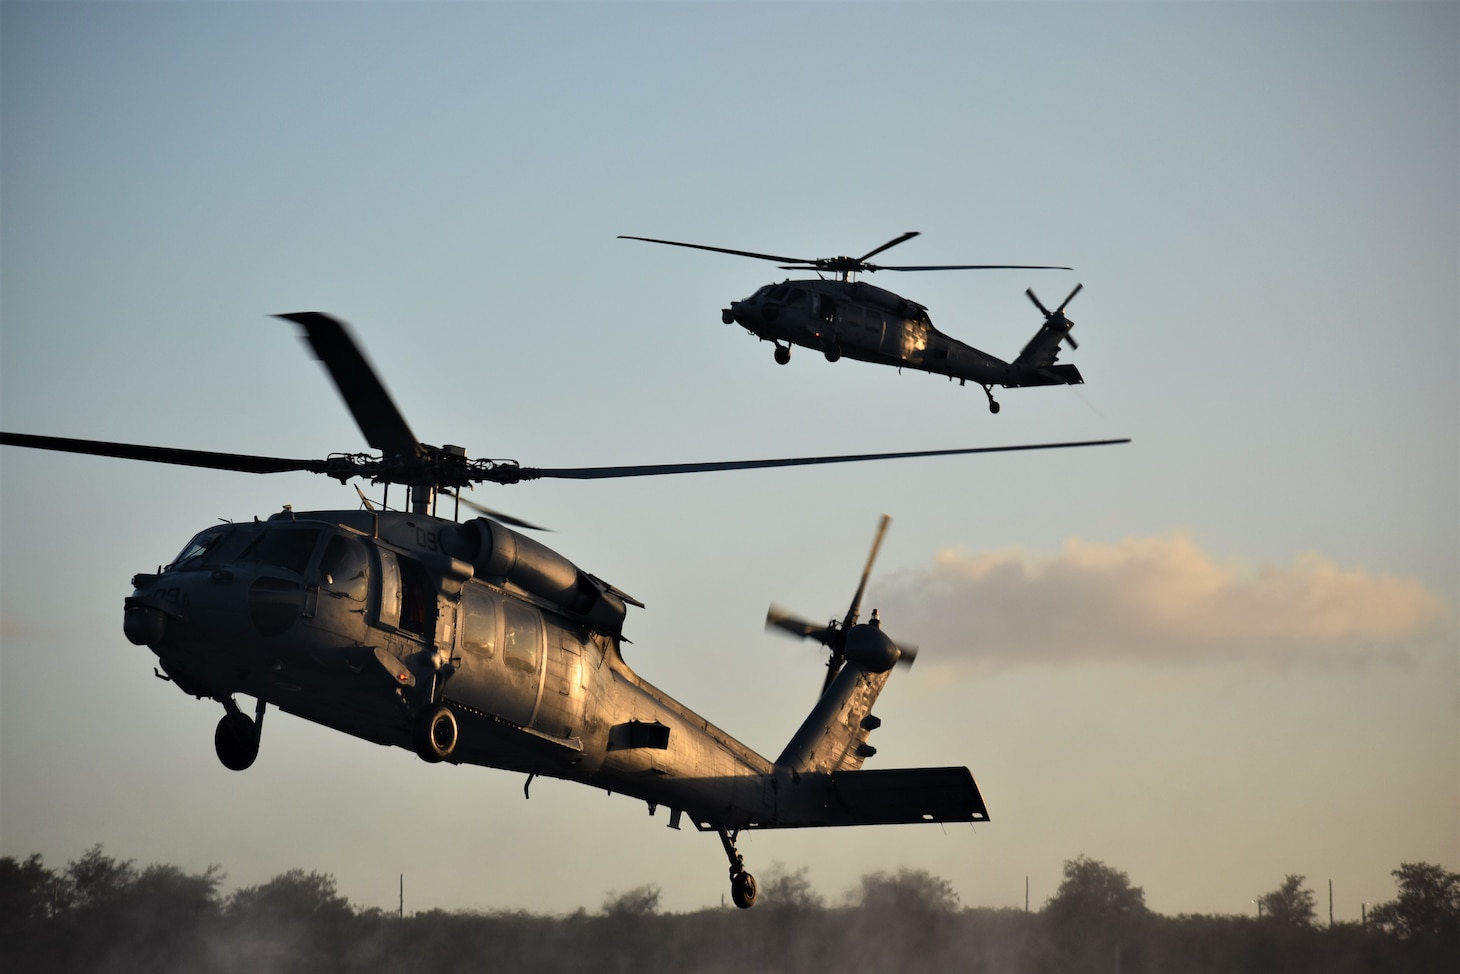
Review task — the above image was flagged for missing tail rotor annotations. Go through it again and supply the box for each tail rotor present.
[764,515,916,696]
[1026,283,1083,350]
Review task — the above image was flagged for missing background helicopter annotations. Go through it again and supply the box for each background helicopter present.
[620,232,1087,413]
[0,313,1128,908]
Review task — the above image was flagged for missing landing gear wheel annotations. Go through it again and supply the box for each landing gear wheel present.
[731,870,758,910]
[414,704,458,763]
[823,344,841,363]
[716,827,757,909]
[214,712,259,771]
[989,400,1001,414]
[773,345,791,365]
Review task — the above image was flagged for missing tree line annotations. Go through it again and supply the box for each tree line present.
[2,846,1455,974]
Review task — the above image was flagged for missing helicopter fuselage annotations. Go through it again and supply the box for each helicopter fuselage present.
[124,508,984,837]
[722,278,1082,409]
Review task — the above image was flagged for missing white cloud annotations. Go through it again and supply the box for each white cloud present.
[875,532,1454,669]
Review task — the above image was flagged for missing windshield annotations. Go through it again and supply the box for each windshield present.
[166,526,234,570]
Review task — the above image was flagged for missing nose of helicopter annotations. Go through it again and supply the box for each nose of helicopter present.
[722,298,758,326]
[123,600,168,647]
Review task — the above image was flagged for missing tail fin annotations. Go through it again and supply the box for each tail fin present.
[1012,320,1073,370]
[776,659,893,773]
[766,517,915,773]
[1012,283,1083,375]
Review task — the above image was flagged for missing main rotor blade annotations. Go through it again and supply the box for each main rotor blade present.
[857,232,921,262]
[844,515,890,631]
[456,493,552,532]
[513,438,1130,481]
[618,236,810,266]
[0,432,328,475]
[877,263,1073,272]
[276,313,422,460]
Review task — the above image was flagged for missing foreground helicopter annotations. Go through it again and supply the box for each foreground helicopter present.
[0,313,1128,908]
[620,232,1087,413]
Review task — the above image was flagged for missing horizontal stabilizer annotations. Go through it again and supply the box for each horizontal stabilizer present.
[1007,363,1083,387]
[828,766,989,825]
[747,766,990,829]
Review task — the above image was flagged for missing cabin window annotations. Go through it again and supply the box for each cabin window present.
[816,294,836,322]
[319,535,368,600]
[502,601,540,674]
[397,556,435,637]
[461,584,498,660]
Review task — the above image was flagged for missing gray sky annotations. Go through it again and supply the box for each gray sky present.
[2,1,1455,919]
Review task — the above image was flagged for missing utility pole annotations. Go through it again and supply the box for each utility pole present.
[1025,875,1029,912]
[1328,879,1333,926]
[399,874,404,919]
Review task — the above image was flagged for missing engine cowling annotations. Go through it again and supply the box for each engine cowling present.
[440,517,628,634]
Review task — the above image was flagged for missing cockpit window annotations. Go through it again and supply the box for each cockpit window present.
[167,527,233,570]
[319,534,368,600]
[786,288,807,307]
[767,285,789,302]
[244,527,321,576]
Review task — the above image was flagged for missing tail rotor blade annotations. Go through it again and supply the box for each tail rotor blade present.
[843,514,891,630]
[1056,282,1084,314]
[766,604,832,644]
[1026,288,1052,318]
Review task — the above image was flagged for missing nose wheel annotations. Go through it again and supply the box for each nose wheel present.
[717,828,758,909]
[773,344,791,365]
[214,697,266,771]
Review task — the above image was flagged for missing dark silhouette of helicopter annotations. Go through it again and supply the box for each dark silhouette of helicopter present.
[620,232,1087,414]
[0,314,1128,908]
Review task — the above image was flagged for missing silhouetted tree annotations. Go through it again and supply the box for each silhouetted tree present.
[600,882,661,917]
[1043,855,1150,974]
[856,867,960,915]
[759,863,824,911]
[1044,854,1148,925]
[61,844,136,912]
[227,867,350,922]
[0,854,62,926]
[1369,861,1460,941]
[1259,873,1317,926]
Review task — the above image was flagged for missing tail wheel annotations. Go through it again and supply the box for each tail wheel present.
[415,704,458,763]
[731,871,758,910]
[214,712,259,771]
